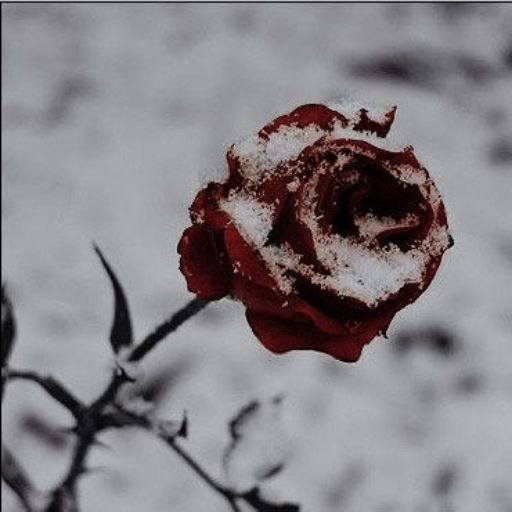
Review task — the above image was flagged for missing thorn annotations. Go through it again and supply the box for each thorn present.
[115,363,137,383]
[177,410,188,438]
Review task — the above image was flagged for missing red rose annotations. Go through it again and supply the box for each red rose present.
[178,101,451,362]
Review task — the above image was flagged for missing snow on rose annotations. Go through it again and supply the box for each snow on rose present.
[178,101,452,362]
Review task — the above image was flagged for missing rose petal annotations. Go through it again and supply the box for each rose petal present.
[234,274,393,340]
[266,196,320,268]
[224,225,278,289]
[190,182,230,229]
[259,104,348,139]
[246,310,368,362]
[177,225,231,300]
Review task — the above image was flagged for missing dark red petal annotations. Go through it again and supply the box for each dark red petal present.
[177,225,231,300]
[233,270,393,342]
[436,201,448,228]
[232,274,285,312]
[225,149,246,185]
[385,145,424,172]
[289,294,394,337]
[246,310,368,363]
[266,197,321,269]
[189,182,230,229]
[259,104,348,139]
[224,225,278,289]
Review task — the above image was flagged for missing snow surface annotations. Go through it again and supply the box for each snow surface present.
[3,4,512,512]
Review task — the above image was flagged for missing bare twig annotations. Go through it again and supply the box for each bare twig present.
[2,445,40,512]
[4,291,295,512]
[108,404,242,511]
[44,369,136,511]
[6,370,84,420]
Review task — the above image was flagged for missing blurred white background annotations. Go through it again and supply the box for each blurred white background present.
[2,4,512,511]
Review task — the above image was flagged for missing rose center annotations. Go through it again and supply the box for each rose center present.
[331,163,428,250]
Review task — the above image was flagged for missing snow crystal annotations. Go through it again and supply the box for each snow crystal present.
[307,233,427,307]
[328,96,395,126]
[220,192,274,247]
[355,212,420,241]
[260,244,302,295]
[286,177,301,192]
[233,124,324,180]
[387,163,429,186]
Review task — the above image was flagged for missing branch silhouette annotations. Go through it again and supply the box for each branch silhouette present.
[2,250,299,512]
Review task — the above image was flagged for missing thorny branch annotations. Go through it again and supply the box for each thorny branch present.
[106,404,243,512]
[40,298,227,512]
[2,250,297,512]
[2,297,269,512]
[1,445,41,512]
[6,370,85,420]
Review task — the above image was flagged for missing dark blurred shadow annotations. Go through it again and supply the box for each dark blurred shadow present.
[45,75,97,127]
[393,325,459,358]
[20,412,71,450]
[487,139,512,167]
[348,48,498,91]
[128,357,192,410]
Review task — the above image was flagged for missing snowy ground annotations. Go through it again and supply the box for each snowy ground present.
[2,4,512,512]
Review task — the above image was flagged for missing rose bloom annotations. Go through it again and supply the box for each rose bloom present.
[178,101,451,362]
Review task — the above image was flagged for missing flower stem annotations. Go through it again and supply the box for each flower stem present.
[129,297,209,362]
[6,370,84,419]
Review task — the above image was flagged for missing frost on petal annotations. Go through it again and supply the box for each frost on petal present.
[232,125,325,182]
[328,97,397,137]
[223,396,288,493]
[230,100,404,185]
[220,192,275,248]
[259,103,348,137]
[178,100,451,363]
